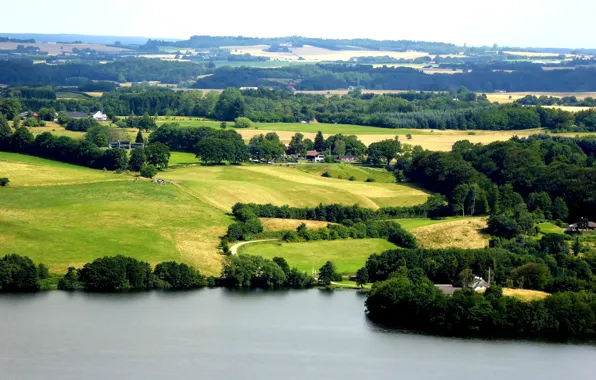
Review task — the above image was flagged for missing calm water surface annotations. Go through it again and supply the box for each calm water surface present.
[0,289,594,380]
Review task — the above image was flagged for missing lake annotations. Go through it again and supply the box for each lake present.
[0,289,594,380]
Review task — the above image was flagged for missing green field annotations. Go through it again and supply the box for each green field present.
[168,151,200,166]
[0,152,126,185]
[538,222,565,235]
[159,164,428,210]
[239,239,397,274]
[294,163,396,183]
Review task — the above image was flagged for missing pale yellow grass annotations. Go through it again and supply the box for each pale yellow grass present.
[84,92,104,97]
[502,51,567,58]
[223,44,429,62]
[487,92,596,104]
[234,128,540,152]
[175,227,228,276]
[410,217,489,249]
[543,106,593,112]
[478,288,551,302]
[261,218,332,231]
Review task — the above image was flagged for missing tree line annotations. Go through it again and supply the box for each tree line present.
[193,64,596,92]
[0,114,170,173]
[365,270,596,341]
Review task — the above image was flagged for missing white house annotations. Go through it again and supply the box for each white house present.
[92,111,108,123]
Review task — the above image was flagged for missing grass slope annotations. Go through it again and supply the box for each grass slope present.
[159,164,428,211]
[0,181,230,275]
[239,239,397,274]
[295,163,396,183]
[0,152,127,186]
[409,217,489,249]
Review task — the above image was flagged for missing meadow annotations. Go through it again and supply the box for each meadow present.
[158,164,429,210]
[0,153,232,275]
[239,239,398,274]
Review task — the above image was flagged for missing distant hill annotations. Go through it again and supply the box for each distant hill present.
[0,33,180,45]
[143,35,462,55]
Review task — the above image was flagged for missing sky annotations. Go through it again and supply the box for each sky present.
[2,0,595,48]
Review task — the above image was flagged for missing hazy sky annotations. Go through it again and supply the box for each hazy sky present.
[3,0,595,48]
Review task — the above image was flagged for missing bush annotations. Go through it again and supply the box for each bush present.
[406,134,412,139]
[321,171,332,178]
[348,176,357,181]
[0,254,41,292]
[140,164,158,178]
[0,177,9,187]
[234,117,253,128]
[365,177,376,182]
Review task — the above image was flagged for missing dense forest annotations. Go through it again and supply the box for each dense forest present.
[193,64,596,92]
[0,59,206,85]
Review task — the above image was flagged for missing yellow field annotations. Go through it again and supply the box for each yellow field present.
[84,92,104,97]
[261,218,333,231]
[478,288,551,302]
[543,105,593,112]
[410,217,489,249]
[486,92,596,104]
[502,51,567,58]
[223,44,430,62]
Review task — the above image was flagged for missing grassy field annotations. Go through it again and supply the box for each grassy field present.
[239,239,397,274]
[293,163,396,183]
[261,218,332,231]
[159,164,429,210]
[0,152,126,185]
[486,92,596,104]
[168,151,199,166]
[478,288,550,302]
[538,222,565,235]
[409,217,489,249]
[0,153,231,275]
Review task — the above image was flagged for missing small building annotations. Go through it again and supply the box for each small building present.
[306,150,325,163]
[65,112,88,119]
[92,111,108,123]
[470,276,490,291]
[109,141,145,150]
[568,221,596,232]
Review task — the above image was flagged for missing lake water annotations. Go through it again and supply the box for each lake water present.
[0,289,594,380]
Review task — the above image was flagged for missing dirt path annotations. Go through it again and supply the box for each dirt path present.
[229,239,279,255]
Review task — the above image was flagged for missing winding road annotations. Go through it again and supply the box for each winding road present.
[229,239,279,255]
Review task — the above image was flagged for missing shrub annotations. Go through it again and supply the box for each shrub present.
[348,176,357,181]
[0,177,9,187]
[234,117,253,128]
[321,171,332,178]
[365,177,376,182]
[406,134,412,140]
[140,164,158,179]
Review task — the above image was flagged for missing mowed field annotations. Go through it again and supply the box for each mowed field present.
[0,42,129,54]
[486,92,596,104]
[155,117,542,151]
[158,164,429,210]
[239,239,398,274]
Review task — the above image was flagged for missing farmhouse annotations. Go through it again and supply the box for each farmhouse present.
[65,112,88,119]
[306,150,325,163]
[92,111,108,122]
[568,221,596,232]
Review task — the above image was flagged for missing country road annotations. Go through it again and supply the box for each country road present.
[229,239,279,255]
